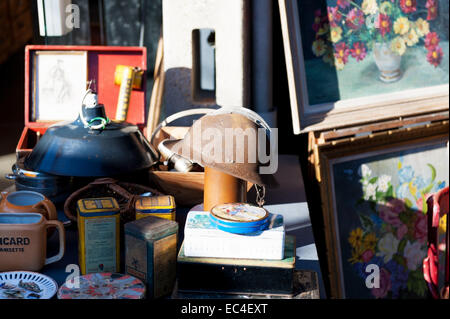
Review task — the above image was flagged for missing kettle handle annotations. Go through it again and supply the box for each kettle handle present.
[0,191,8,203]
[33,198,58,221]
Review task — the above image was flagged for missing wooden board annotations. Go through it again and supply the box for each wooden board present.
[148,171,205,207]
[146,34,165,139]
[308,113,449,184]
[318,111,449,142]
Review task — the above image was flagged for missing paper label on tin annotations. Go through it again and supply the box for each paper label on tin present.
[211,203,268,222]
[84,217,117,273]
[136,195,175,213]
[125,235,147,283]
[79,198,118,213]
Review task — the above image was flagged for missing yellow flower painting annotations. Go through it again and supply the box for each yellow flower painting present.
[391,37,407,55]
[394,17,410,35]
[415,18,430,37]
[405,29,419,46]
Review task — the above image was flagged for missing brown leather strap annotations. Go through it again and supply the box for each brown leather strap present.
[63,178,161,223]
[107,182,133,199]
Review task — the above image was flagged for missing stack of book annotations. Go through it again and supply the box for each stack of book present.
[183,210,286,260]
[177,208,296,296]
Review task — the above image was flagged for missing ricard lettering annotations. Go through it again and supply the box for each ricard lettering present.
[0,237,31,245]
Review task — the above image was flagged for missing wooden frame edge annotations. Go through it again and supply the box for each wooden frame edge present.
[316,120,449,298]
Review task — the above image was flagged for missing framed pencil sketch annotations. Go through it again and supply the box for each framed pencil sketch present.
[278,0,449,133]
[317,121,449,298]
[32,51,88,122]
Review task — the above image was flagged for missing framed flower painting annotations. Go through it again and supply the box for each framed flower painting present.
[279,0,449,133]
[316,121,449,298]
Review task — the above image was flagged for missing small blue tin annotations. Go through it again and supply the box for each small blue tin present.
[209,203,270,234]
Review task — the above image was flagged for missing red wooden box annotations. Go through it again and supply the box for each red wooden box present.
[17,45,147,159]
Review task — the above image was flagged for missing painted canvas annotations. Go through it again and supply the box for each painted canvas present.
[279,0,449,132]
[298,0,448,106]
[330,139,448,298]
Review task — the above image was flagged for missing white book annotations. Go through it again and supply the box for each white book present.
[183,210,285,260]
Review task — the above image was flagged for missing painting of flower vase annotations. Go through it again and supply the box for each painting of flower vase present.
[331,140,448,298]
[298,0,448,105]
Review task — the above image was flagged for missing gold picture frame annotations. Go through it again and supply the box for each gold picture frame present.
[315,120,449,298]
[278,0,449,133]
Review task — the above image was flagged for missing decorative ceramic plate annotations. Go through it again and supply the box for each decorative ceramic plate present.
[0,271,58,299]
[57,272,146,299]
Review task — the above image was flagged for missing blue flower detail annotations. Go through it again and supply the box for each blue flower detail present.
[396,183,412,202]
[370,214,383,228]
[384,259,409,298]
[434,181,447,192]
[398,166,414,184]
[412,176,427,191]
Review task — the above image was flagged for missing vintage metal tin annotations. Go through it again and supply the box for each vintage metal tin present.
[209,203,270,234]
[57,273,146,299]
[124,215,178,299]
[135,195,176,221]
[77,197,120,275]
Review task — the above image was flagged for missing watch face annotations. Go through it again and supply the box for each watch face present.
[210,203,269,223]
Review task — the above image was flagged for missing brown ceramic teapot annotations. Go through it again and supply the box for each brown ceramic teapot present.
[0,191,57,221]
[0,213,65,271]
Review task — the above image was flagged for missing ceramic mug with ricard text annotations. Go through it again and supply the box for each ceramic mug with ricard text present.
[0,213,65,272]
[0,190,57,221]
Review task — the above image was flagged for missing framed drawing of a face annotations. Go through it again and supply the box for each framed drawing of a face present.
[32,51,88,122]
[317,121,449,298]
[279,0,449,133]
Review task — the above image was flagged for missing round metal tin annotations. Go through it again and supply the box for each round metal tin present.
[209,203,270,234]
[57,273,145,299]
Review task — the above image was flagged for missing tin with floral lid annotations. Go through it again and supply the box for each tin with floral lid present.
[209,203,270,234]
